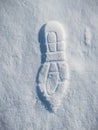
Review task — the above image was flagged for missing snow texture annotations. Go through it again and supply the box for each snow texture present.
[0,0,98,130]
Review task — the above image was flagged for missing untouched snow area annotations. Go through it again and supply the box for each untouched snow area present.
[0,0,98,130]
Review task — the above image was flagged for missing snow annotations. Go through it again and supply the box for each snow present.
[0,0,98,130]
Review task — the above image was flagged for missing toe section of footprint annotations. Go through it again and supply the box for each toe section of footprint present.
[45,21,65,42]
[47,32,57,43]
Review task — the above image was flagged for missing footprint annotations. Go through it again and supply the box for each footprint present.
[36,21,69,112]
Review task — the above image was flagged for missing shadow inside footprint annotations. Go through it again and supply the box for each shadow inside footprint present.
[36,25,53,112]
[36,86,53,112]
[38,24,47,64]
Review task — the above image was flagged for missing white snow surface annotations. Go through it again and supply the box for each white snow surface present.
[0,0,98,130]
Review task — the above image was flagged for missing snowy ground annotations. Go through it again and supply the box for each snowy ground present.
[0,0,98,130]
